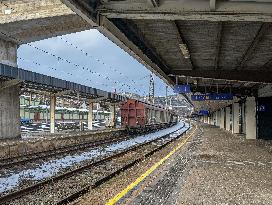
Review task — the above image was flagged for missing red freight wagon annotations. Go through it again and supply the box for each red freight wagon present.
[120,99,177,130]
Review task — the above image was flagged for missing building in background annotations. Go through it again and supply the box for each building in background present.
[20,94,111,123]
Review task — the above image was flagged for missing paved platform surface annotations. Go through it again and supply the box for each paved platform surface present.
[120,124,272,205]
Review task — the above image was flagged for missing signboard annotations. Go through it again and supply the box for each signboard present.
[209,93,233,100]
[191,93,233,101]
[174,85,191,94]
[259,105,266,112]
[199,110,209,116]
[191,95,207,101]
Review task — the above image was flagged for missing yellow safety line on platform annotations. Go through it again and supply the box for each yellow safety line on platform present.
[105,126,197,205]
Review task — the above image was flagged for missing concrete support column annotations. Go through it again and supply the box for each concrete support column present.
[50,95,56,134]
[0,81,20,139]
[245,97,257,139]
[220,108,225,129]
[88,99,93,130]
[0,39,18,67]
[216,111,220,126]
[232,103,240,134]
[225,107,231,131]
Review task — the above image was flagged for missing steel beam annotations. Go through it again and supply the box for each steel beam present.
[171,69,272,83]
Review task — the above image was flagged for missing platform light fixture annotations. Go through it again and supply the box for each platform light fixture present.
[179,43,190,59]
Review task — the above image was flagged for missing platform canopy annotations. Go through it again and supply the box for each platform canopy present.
[60,0,272,110]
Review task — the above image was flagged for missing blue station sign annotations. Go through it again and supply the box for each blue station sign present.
[191,93,233,101]
[210,93,234,100]
[173,85,191,94]
[258,105,266,112]
[191,94,207,101]
[199,110,209,116]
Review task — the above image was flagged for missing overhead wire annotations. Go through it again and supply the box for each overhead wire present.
[0,2,151,96]
[18,56,128,93]
[57,36,149,93]
[0,30,139,94]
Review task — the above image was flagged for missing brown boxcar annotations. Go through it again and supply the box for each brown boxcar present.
[120,99,177,129]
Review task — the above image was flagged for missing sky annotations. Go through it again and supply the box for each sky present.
[18,29,175,97]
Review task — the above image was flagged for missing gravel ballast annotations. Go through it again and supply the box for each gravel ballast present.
[77,124,272,205]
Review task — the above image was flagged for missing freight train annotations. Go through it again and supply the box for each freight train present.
[120,99,178,133]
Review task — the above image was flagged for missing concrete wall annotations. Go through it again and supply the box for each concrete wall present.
[220,108,225,129]
[245,97,257,139]
[232,103,240,134]
[225,107,231,131]
[214,112,217,125]
[0,83,20,139]
[213,97,257,139]
[216,110,220,127]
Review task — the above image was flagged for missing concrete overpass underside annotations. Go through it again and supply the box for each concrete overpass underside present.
[58,0,272,112]
[0,0,91,67]
[58,0,272,140]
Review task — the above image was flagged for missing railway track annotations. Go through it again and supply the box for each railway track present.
[0,135,131,169]
[0,125,174,169]
[0,123,189,205]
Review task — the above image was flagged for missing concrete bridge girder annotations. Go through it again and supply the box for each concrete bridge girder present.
[0,0,90,43]
[0,0,92,68]
[0,0,74,24]
[0,14,91,45]
[99,0,272,22]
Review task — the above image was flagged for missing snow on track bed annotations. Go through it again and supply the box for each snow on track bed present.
[0,122,189,203]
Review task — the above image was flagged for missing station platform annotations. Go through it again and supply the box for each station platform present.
[77,123,272,205]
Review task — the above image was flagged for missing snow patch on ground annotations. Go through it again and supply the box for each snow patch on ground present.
[0,122,189,194]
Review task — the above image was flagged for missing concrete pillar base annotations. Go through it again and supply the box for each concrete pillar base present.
[245,97,257,139]
[225,107,231,131]
[0,81,20,139]
[220,108,225,129]
[232,103,240,134]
